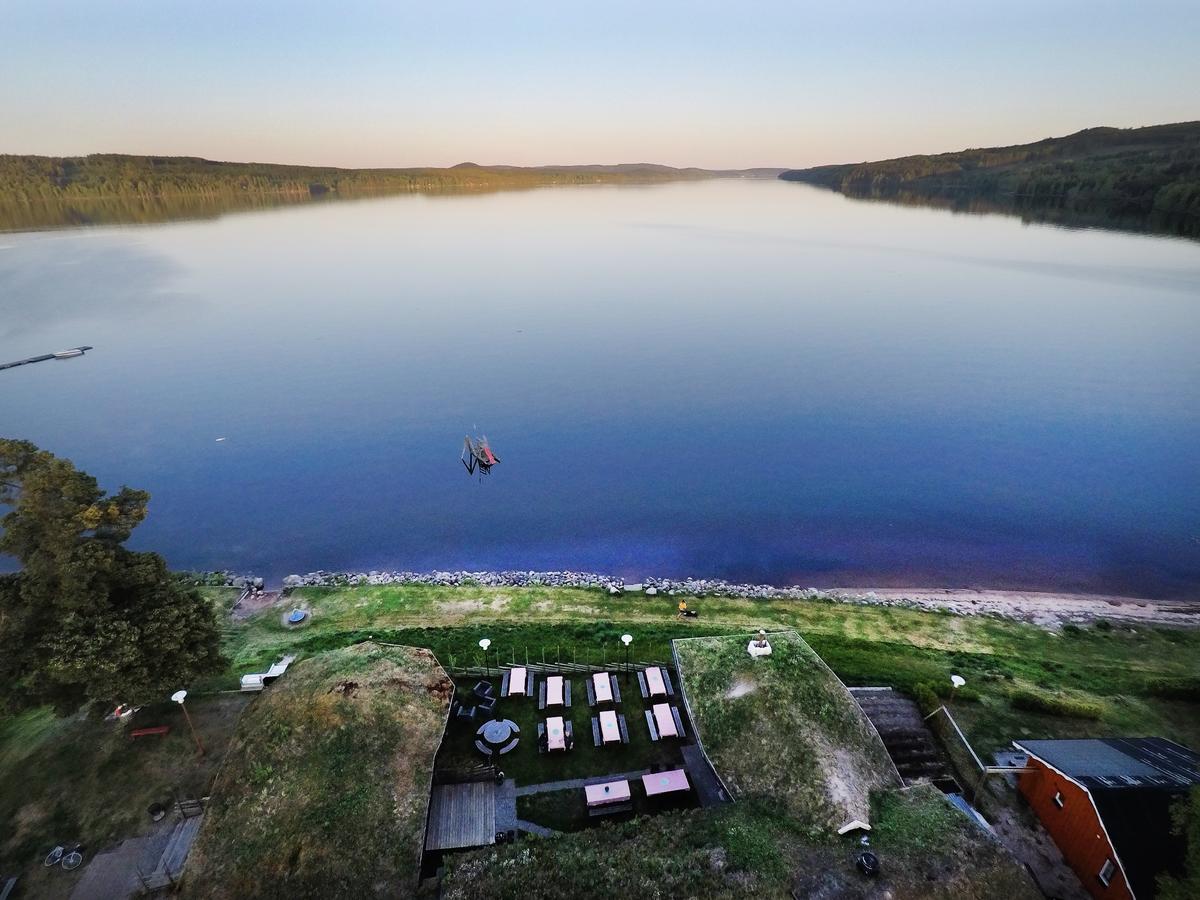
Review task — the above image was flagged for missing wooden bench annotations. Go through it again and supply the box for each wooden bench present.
[130,726,169,739]
[645,709,659,742]
[671,706,686,738]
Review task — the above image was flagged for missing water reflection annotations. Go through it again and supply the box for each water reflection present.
[1,180,1198,596]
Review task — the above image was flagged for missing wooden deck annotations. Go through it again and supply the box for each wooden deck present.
[425,781,496,851]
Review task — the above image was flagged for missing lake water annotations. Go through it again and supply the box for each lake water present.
[2,179,1198,597]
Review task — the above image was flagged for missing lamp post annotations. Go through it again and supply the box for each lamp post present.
[621,634,632,685]
[479,638,491,679]
[950,674,966,704]
[171,690,205,757]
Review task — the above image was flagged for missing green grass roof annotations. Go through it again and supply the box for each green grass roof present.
[674,630,899,833]
[180,642,452,898]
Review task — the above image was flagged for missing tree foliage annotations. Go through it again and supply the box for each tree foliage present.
[0,439,223,712]
[1158,787,1200,900]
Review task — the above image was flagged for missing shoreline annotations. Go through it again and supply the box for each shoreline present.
[191,569,1200,630]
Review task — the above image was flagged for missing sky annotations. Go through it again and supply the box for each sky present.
[2,0,1198,169]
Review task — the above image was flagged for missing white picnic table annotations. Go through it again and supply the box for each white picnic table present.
[652,702,678,738]
[585,779,631,807]
[546,715,566,751]
[642,768,690,796]
[593,671,613,703]
[599,709,621,744]
[508,666,527,697]
[645,666,666,697]
[546,675,564,706]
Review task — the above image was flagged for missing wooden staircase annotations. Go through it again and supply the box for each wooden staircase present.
[849,688,954,785]
[136,809,204,893]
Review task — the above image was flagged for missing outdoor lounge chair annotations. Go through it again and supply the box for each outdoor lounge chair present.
[239,654,297,692]
[456,704,477,722]
[645,709,659,742]
[473,680,493,700]
[476,695,497,716]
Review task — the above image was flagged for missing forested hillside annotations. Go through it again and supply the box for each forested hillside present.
[0,155,715,202]
[780,122,1200,235]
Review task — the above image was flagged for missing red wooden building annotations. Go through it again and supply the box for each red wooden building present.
[1014,737,1199,900]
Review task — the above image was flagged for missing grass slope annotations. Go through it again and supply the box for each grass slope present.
[0,694,248,898]
[444,786,1040,900]
[180,643,451,899]
[223,584,1200,755]
[675,631,897,832]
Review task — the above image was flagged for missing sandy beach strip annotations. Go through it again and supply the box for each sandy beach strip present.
[823,587,1200,629]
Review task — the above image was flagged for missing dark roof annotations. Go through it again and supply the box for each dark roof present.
[1017,738,1200,900]
[1017,737,1200,790]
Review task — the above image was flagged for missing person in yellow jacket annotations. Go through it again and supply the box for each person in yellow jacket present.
[677,599,688,617]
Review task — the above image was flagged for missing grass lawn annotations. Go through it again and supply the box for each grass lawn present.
[515,783,698,832]
[0,693,250,898]
[220,584,1200,755]
[436,674,684,787]
[181,643,450,899]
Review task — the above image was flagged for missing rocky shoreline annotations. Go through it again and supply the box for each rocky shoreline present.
[177,568,1199,629]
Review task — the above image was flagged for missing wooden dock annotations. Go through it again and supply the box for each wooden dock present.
[425,782,496,851]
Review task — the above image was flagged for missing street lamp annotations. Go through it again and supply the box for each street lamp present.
[950,674,966,703]
[621,634,632,685]
[479,638,491,678]
[171,690,205,757]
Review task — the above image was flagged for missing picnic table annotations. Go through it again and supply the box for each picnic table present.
[645,666,666,697]
[506,666,527,697]
[585,779,631,807]
[546,715,567,751]
[652,703,678,738]
[593,672,613,703]
[642,768,690,797]
[598,709,622,744]
[546,675,564,706]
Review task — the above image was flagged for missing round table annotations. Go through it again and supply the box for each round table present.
[475,718,520,756]
[481,719,515,744]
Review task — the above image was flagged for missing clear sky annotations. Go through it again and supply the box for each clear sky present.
[2,0,1197,169]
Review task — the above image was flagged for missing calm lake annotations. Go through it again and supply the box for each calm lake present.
[2,179,1198,596]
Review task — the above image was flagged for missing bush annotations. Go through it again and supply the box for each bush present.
[912,682,941,715]
[1010,688,1102,720]
[1143,678,1200,702]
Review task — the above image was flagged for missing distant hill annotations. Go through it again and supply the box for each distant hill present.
[0,154,778,230]
[0,154,732,203]
[780,122,1200,236]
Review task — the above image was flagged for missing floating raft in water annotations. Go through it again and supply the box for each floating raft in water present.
[0,346,93,372]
